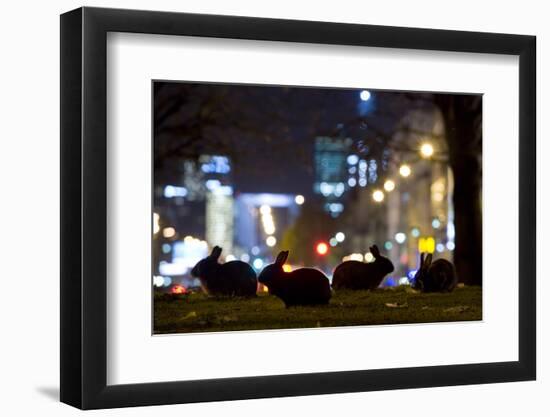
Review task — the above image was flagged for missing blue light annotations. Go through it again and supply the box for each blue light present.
[162,243,171,254]
[347,154,359,165]
[360,90,371,101]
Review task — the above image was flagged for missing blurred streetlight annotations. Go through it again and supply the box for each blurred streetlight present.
[266,236,277,247]
[316,242,329,255]
[335,232,346,242]
[383,179,395,192]
[163,227,176,238]
[295,195,305,205]
[399,164,412,178]
[372,189,385,203]
[360,90,371,101]
[420,142,434,159]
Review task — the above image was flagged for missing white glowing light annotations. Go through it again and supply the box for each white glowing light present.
[395,232,407,244]
[266,236,277,247]
[347,154,359,165]
[259,205,271,215]
[225,254,236,262]
[383,179,396,192]
[372,189,385,202]
[329,238,338,247]
[295,195,305,205]
[446,241,456,251]
[163,227,176,238]
[411,227,421,238]
[360,90,371,101]
[253,258,264,270]
[153,213,160,235]
[432,218,441,229]
[335,232,345,242]
[436,243,445,253]
[399,164,412,178]
[348,178,357,187]
[364,252,375,263]
[153,276,165,287]
[240,253,250,262]
[420,142,434,158]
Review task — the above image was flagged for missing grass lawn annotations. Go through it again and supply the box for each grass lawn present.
[153,286,482,334]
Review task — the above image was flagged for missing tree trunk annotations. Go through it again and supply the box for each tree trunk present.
[437,96,482,286]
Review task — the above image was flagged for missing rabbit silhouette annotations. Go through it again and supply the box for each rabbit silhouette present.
[258,251,331,307]
[191,246,257,296]
[412,252,458,292]
[332,245,394,290]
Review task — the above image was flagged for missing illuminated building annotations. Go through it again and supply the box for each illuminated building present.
[313,136,353,216]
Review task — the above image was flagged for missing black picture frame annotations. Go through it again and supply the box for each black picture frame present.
[60,6,536,410]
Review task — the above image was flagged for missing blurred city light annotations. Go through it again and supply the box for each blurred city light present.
[253,258,264,270]
[372,189,385,202]
[347,154,359,165]
[153,213,160,235]
[383,179,396,192]
[153,275,165,287]
[282,264,292,272]
[432,218,441,229]
[446,241,456,251]
[162,243,171,254]
[364,252,375,263]
[411,227,421,238]
[398,277,409,286]
[360,90,371,101]
[436,243,445,253]
[420,142,434,158]
[163,227,176,238]
[343,253,364,262]
[240,253,250,262]
[164,185,188,198]
[395,232,406,244]
[335,232,345,242]
[329,237,338,247]
[251,246,260,255]
[419,237,436,253]
[399,164,412,178]
[259,205,271,215]
[347,178,357,187]
[171,284,187,294]
[266,236,277,247]
[295,195,305,205]
[225,254,236,262]
[384,241,393,250]
[316,242,329,255]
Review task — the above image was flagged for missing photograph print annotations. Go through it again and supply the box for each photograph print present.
[152,81,482,334]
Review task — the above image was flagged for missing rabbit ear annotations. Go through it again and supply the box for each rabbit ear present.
[210,246,222,260]
[275,251,289,265]
[425,253,433,267]
[369,245,380,257]
[420,253,425,268]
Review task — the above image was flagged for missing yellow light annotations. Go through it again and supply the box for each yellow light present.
[420,143,434,158]
[364,252,375,263]
[383,180,395,192]
[259,205,271,215]
[266,236,277,247]
[372,189,385,202]
[295,195,305,205]
[153,213,160,234]
[282,264,292,272]
[163,227,176,238]
[418,236,436,254]
[399,164,411,178]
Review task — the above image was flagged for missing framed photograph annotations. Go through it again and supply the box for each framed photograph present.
[60,6,536,409]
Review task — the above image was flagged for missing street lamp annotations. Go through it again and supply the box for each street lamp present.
[399,164,412,178]
[383,179,395,192]
[420,142,434,159]
[372,189,385,203]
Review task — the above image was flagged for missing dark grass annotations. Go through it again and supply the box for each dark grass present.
[153,286,482,334]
